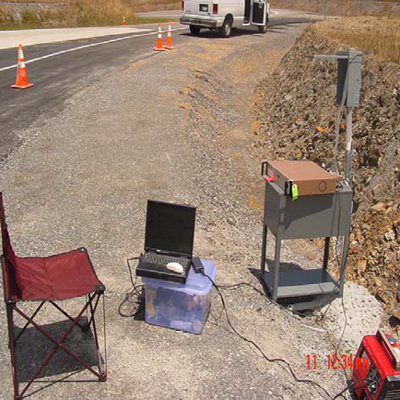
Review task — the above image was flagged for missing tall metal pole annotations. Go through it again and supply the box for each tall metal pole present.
[345,107,353,180]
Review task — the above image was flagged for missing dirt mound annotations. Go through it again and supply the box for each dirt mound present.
[254,20,400,323]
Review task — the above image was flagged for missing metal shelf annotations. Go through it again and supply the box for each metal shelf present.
[263,269,339,298]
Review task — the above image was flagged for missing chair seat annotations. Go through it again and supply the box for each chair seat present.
[14,248,104,301]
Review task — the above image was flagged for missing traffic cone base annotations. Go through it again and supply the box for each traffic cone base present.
[153,46,166,51]
[11,82,34,89]
[11,44,34,89]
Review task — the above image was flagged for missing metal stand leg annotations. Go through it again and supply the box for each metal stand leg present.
[345,107,353,181]
[322,237,330,270]
[260,224,268,275]
[272,235,282,302]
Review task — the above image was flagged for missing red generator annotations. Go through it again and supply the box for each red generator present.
[352,329,400,399]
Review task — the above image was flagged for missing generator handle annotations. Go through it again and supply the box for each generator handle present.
[261,161,269,176]
[377,329,400,371]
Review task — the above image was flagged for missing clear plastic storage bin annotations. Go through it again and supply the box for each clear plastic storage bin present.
[142,260,216,334]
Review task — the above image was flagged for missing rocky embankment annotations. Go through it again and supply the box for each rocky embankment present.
[254,21,400,321]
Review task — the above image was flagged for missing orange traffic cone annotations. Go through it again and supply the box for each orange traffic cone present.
[165,22,174,50]
[153,24,166,51]
[122,16,127,26]
[11,44,34,90]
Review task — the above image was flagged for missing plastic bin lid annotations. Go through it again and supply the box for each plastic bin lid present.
[142,259,216,296]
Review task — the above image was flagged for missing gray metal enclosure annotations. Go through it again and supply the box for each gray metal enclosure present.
[260,181,352,308]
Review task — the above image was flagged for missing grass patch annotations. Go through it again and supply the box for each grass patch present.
[0,0,174,30]
[129,0,181,12]
[316,16,400,64]
[3,0,65,2]
[0,14,168,30]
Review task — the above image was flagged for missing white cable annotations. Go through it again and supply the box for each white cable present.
[333,66,349,174]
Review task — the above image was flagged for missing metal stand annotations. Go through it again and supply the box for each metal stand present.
[260,181,352,308]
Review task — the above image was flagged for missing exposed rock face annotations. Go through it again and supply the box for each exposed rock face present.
[254,22,400,316]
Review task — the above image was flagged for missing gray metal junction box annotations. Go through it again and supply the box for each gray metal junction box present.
[336,49,363,107]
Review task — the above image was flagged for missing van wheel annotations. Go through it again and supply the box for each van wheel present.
[220,16,232,38]
[258,24,267,33]
[190,25,201,35]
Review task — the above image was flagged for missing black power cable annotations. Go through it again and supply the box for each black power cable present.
[201,271,334,400]
[118,257,145,318]
[119,257,353,399]
[217,279,355,398]
[332,378,369,399]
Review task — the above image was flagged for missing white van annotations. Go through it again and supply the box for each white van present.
[180,0,269,37]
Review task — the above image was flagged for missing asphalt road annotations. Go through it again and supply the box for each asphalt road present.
[0,24,184,161]
[0,14,317,162]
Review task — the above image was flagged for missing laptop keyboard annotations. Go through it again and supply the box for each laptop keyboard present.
[142,253,190,268]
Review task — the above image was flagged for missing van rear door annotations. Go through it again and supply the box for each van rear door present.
[250,0,266,25]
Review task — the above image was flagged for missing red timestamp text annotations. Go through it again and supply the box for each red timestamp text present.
[306,354,369,371]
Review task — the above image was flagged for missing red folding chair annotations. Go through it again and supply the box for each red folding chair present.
[0,193,107,399]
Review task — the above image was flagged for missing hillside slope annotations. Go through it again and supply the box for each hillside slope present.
[254,19,400,320]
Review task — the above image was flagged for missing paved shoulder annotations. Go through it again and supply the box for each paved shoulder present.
[0,26,152,50]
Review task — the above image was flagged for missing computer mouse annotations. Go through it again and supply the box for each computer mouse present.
[166,262,184,274]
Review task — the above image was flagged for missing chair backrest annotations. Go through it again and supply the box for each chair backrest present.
[0,193,21,302]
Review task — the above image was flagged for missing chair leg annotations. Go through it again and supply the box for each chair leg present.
[7,293,107,398]
[79,295,91,332]
[88,294,107,381]
[84,293,100,332]
[14,301,46,345]
[12,295,104,396]
[6,303,22,400]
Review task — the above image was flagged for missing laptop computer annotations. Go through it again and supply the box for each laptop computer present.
[136,200,196,283]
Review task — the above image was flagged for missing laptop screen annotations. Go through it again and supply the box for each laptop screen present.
[144,200,196,257]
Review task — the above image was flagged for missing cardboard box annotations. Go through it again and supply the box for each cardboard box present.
[266,160,342,196]
[142,260,216,334]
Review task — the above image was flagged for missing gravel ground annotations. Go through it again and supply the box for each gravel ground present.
[0,19,382,399]
[320,282,382,352]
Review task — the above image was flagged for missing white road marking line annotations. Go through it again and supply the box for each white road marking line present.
[0,27,188,73]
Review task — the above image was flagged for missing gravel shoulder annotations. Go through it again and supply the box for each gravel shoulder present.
[0,20,380,399]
